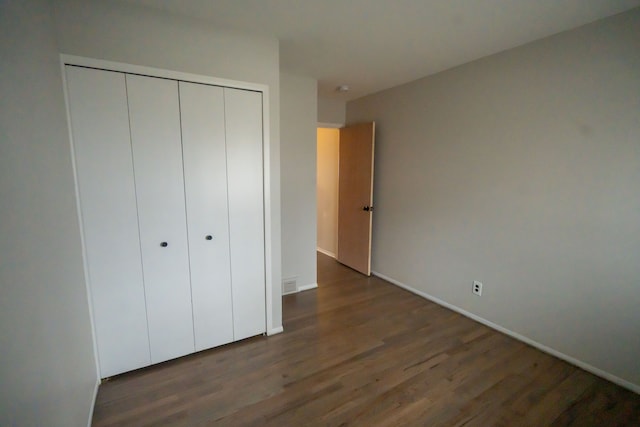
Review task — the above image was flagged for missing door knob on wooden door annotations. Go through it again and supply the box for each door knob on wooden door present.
[363,206,373,212]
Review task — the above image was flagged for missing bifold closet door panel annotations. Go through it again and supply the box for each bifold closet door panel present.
[126,75,195,363]
[65,66,151,377]
[224,88,266,340]
[179,82,234,351]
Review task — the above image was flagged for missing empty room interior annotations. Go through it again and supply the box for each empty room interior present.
[1,0,640,425]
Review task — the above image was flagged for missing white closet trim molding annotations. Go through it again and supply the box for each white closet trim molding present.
[60,55,269,92]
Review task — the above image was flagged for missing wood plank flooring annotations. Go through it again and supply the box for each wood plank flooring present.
[92,253,640,426]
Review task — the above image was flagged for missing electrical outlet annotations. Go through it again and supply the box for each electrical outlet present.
[472,280,483,296]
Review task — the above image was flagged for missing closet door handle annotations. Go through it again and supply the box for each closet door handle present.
[160,241,168,247]
[205,235,213,240]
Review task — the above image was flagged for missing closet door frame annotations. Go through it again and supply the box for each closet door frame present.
[60,55,278,373]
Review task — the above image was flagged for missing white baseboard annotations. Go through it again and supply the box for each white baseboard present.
[267,326,284,336]
[372,270,640,395]
[316,247,336,258]
[87,378,100,427]
[298,283,318,292]
[282,282,318,296]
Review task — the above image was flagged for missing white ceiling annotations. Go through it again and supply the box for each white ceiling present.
[125,0,640,101]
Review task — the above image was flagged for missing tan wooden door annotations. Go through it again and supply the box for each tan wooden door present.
[337,122,375,275]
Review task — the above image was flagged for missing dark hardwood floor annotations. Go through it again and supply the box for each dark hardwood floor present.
[92,253,640,426]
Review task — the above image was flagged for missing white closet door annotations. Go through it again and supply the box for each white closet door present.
[179,82,234,351]
[126,74,195,364]
[225,88,266,340]
[65,66,151,377]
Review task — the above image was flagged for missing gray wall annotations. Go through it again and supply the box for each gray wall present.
[318,97,346,125]
[53,0,283,330]
[281,73,318,290]
[0,1,97,425]
[348,9,640,390]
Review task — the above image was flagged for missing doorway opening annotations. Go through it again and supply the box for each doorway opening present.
[316,127,340,260]
[316,123,376,277]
